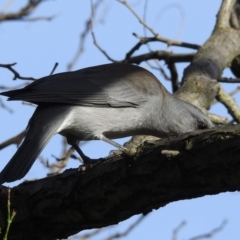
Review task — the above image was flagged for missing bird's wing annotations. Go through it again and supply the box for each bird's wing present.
[1,63,165,108]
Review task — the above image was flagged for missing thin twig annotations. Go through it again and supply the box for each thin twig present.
[103,215,146,240]
[125,33,199,60]
[119,0,200,52]
[49,62,59,75]
[78,229,102,240]
[3,189,16,240]
[146,60,171,81]
[22,15,56,22]
[118,0,158,37]
[143,0,152,53]
[0,83,29,91]
[0,63,36,81]
[229,86,240,96]
[40,147,75,175]
[0,98,13,113]
[125,35,199,61]
[133,33,200,50]
[189,220,227,240]
[218,76,240,82]
[172,221,186,240]
[155,3,187,51]
[0,130,26,151]
[0,0,51,22]
[90,0,117,62]
[124,51,195,65]
[68,0,104,70]
[216,85,240,123]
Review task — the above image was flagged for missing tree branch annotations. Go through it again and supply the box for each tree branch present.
[218,76,240,82]
[0,125,240,239]
[216,0,235,29]
[0,63,36,81]
[0,130,26,151]
[0,0,51,22]
[216,85,240,123]
[123,51,195,65]
[90,0,117,62]
[68,0,104,70]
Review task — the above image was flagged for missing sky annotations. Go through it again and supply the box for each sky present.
[0,0,239,239]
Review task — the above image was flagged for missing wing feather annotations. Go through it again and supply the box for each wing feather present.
[1,63,164,108]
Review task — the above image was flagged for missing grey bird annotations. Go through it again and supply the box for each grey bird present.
[0,63,213,184]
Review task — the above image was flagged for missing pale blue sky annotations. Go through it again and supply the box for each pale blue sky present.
[0,1,239,239]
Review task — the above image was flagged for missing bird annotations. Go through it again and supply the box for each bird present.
[0,63,214,184]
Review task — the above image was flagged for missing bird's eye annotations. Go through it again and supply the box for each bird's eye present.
[197,122,207,130]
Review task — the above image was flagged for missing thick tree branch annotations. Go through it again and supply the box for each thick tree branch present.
[216,0,234,29]
[174,0,240,112]
[0,125,240,239]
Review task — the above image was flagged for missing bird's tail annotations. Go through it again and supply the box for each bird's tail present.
[0,106,66,184]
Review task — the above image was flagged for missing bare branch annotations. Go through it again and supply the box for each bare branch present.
[0,130,26,151]
[230,1,240,29]
[229,86,240,96]
[216,0,235,29]
[216,85,240,123]
[117,0,158,37]
[0,0,52,22]
[119,0,200,58]
[21,15,56,22]
[167,61,179,92]
[218,76,240,82]
[39,147,76,176]
[124,51,195,65]
[49,62,59,75]
[135,34,200,50]
[0,98,13,113]
[68,0,104,70]
[125,34,199,60]
[172,221,186,240]
[90,0,117,62]
[0,63,36,81]
[146,60,171,81]
[103,215,146,240]
[208,113,229,124]
[189,220,227,240]
[78,229,102,240]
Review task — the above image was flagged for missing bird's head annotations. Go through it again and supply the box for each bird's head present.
[171,98,214,135]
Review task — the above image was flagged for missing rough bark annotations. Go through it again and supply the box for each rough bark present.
[175,0,240,110]
[1,1,240,240]
[0,124,240,239]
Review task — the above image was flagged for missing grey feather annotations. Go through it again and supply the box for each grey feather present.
[0,106,67,183]
[2,64,163,107]
[0,63,214,184]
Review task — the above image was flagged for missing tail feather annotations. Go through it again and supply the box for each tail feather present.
[0,106,66,184]
[0,134,50,184]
